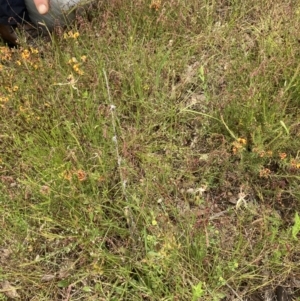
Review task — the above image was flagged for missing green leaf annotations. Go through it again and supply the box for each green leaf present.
[82,286,92,292]
[192,281,204,301]
[57,280,69,288]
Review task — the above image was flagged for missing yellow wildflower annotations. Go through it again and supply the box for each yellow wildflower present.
[72,64,84,75]
[237,138,247,145]
[5,86,12,93]
[73,32,80,39]
[68,57,78,64]
[73,63,80,72]
[77,69,84,75]
[0,96,9,102]
[0,47,12,61]
[30,47,39,54]
[64,30,80,39]
[290,159,300,169]
[21,49,30,60]
[232,138,246,154]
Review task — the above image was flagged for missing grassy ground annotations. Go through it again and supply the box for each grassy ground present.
[1,0,300,300]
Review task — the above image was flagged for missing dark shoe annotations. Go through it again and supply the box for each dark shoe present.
[0,23,50,47]
[0,24,18,46]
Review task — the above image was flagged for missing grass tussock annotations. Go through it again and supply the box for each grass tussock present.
[0,0,300,300]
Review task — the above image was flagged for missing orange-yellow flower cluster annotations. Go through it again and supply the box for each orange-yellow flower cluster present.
[0,94,9,104]
[232,138,247,154]
[0,86,18,108]
[259,168,271,178]
[17,99,40,122]
[67,56,86,75]
[63,30,80,40]
[0,46,13,71]
[17,47,40,69]
[290,159,300,169]
[1,46,40,69]
[62,169,87,182]
[150,0,161,11]
[0,46,12,61]
[252,147,274,158]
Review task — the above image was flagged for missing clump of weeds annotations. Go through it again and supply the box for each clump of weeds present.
[0,0,300,300]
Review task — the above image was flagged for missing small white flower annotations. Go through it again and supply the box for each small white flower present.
[236,192,247,209]
[112,136,117,143]
[110,104,116,111]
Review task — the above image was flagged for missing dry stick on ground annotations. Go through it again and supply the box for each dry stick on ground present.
[225,282,244,301]
[103,68,137,240]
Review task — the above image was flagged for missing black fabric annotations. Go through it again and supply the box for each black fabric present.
[0,0,30,25]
